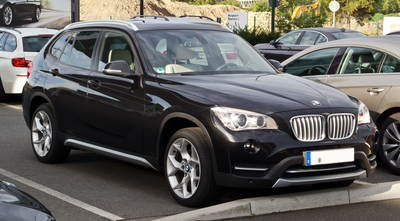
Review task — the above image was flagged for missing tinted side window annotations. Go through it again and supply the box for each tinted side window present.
[338,47,384,74]
[284,48,339,76]
[278,32,302,45]
[299,32,319,45]
[69,31,99,69]
[60,33,76,64]
[98,32,134,72]
[51,33,71,59]
[381,55,400,73]
[315,34,327,45]
[4,33,16,52]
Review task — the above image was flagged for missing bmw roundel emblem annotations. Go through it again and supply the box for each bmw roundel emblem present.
[311,100,322,106]
[185,165,190,172]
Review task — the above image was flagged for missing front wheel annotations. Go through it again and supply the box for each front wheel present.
[31,104,70,163]
[164,128,219,207]
[378,113,400,175]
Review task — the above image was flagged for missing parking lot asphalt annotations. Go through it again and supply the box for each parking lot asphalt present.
[155,181,400,221]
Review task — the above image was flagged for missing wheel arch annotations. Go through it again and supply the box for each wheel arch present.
[27,92,54,129]
[375,107,400,130]
[157,113,216,173]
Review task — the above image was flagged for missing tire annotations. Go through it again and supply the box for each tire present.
[164,128,219,207]
[378,113,400,175]
[1,5,13,26]
[32,7,40,22]
[31,104,70,163]
[0,78,10,102]
[313,179,355,189]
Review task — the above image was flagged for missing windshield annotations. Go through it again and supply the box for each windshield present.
[137,30,275,74]
[332,32,366,40]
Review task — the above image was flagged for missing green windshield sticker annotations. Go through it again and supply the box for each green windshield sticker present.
[156,68,165,74]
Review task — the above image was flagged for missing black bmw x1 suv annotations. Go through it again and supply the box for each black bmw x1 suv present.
[22,16,377,207]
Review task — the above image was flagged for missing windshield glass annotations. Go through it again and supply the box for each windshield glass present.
[137,30,275,74]
[332,32,366,40]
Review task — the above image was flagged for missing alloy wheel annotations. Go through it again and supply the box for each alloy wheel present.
[3,6,12,26]
[32,110,53,157]
[166,138,201,199]
[382,122,400,168]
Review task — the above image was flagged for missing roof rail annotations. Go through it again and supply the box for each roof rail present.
[179,15,215,22]
[64,20,139,31]
[130,15,169,21]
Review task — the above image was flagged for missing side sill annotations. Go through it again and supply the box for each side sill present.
[64,139,157,171]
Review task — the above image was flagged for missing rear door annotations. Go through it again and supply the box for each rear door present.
[45,30,100,139]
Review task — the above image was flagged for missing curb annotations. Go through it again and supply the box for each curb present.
[155,181,400,221]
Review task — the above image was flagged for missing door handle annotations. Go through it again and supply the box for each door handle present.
[88,79,101,88]
[367,88,384,93]
[49,68,59,76]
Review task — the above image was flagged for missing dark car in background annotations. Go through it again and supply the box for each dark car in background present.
[280,36,400,175]
[0,181,55,221]
[22,17,377,207]
[254,27,366,62]
[0,0,41,26]
[386,31,400,35]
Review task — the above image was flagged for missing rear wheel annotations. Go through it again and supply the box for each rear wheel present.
[164,128,219,207]
[32,7,40,22]
[378,113,400,175]
[31,104,70,163]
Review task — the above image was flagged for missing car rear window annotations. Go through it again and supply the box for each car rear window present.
[22,36,53,52]
[332,32,366,40]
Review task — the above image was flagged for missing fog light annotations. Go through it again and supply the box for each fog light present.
[244,139,260,154]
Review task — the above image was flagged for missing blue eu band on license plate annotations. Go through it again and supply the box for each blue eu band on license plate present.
[303,148,354,166]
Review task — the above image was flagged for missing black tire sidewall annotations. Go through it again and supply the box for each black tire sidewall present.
[378,113,400,175]
[1,5,12,26]
[31,104,63,163]
[164,128,215,207]
[32,7,40,21]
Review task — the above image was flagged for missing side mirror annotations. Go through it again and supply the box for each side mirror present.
[269,40,275,45]
[103,60,138,78]
[268,59,283,71]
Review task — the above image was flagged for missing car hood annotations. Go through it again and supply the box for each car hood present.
[157,73,357,114]
[0,182,54,221]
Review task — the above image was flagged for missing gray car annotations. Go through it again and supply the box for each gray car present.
[280,36,400,175]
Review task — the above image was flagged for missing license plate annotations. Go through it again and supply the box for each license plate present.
[303,148,354,166]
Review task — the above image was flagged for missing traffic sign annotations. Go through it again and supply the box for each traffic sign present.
[329,1,340,12]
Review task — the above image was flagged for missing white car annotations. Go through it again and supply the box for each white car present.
[0,27,58,101]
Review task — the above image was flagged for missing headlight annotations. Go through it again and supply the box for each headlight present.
[358,101,370,124]
[211,107,278,131]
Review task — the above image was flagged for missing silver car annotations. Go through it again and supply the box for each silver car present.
[280,36,400,175]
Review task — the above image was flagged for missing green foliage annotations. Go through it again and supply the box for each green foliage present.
[249,1,272,12]
[216,0,242,7]
[370,13,399,21]
[275,0,328,33]
[232,26,281,45]
[374,0,400,15]
[337,0,375,18]
[40,0,50,8]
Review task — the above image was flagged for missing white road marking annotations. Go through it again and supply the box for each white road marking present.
[354,180,372,185]
[0,103,22,110]
[0,168,123,221]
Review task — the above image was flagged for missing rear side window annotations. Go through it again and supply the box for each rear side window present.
[68,31,99,69]
[332,32,366,39]
[4,34,16,52]
[51,33,72,59]
[22,36,53,52]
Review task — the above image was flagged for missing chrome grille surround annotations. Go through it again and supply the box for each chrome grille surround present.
[290,115,325,142]
[327,113,356,140]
